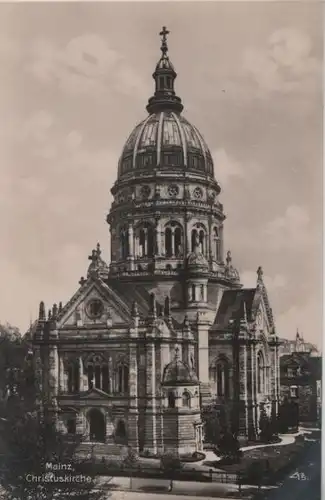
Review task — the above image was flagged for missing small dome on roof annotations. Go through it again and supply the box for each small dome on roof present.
[162,348,198,385]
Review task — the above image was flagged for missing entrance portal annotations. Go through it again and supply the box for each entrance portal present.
[88,409,106,443]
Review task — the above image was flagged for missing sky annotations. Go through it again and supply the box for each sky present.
[0,2,322,349]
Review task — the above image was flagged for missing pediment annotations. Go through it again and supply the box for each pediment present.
[80,388,110,400]
[57,277,132,330]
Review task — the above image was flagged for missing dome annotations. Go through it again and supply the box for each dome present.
[117,27,214,180]
[163,354,198,386]
[118,111,214,179]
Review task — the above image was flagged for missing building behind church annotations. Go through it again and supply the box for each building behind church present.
[32,28,281,456]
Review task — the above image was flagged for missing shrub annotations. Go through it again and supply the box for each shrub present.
[160,451,182,475]
[218,432,242,463]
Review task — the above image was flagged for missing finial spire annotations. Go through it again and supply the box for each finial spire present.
[38,301,46,321]
[146,26,183,114]
[257,266,263,283]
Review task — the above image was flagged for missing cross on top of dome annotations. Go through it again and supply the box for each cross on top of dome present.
[159,26,169,56]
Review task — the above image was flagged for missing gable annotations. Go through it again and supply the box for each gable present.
[79,388,110,400]
[57,278,132,329]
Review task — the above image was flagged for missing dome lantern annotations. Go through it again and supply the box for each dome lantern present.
[146,26,184,115]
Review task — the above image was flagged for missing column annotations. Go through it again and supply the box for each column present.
[59,354,65,393]
[144,343,157,453]
[203,284,208,302]
[79,356,84,392]
[144,228,148,256]
[238,344,249,437]
[108,357,113,393]
[128,224,134,257]
[246,343,257,439]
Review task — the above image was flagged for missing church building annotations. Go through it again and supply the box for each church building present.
[32,27,281,456]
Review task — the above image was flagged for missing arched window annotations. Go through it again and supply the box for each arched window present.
[213,227,221,261]
[191,229,198,252]
[168,391,176,408]
[164,222,183,257]
[117,365,129,394]
[165,227,172,257]
[67,359,80,393]
[191,224,207,255]
[120,226,129,260]
[137,223,155,258]
[211,358,230,399]
[182,391,191,408]
[86,356,110,393]
[88,409,106,443]
[174,227,182,256]
[257,352,264,394]
[199,230,205,254]
[191,284,196,301]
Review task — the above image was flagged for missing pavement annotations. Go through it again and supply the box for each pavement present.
[109,492,232,500]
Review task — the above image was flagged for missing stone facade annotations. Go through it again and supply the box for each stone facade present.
[32,27,281,456]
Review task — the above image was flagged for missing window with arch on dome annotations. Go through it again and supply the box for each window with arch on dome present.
[120,226,129,260]
[136,222,155,258]
[165,222,183,257]
[213,227,221,261]
[182,391,191,408]
[163,152,180,166]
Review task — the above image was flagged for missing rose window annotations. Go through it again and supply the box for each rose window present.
[168,184,179,197]
[86,299,104,319]
[193,187,203,200]
[140,185,151,199]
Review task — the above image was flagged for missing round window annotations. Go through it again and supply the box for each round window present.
[193,187,203,200]
[168,184,179,197]
[86,299,104,319]
[140,185,151,199]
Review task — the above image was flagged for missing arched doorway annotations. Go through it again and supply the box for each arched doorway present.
[88,409,106,443]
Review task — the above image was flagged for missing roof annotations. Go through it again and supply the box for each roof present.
[118,111,214,179]
[214,288,256,327]
[280,352,322,378]
[162,358,198,385]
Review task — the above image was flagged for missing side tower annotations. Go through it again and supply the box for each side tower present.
[161,348,202,454]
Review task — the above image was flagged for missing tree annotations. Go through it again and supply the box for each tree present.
[202,404,221,445]
[0,337,111,499]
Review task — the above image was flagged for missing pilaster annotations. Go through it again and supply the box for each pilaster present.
[144,342,157,453]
